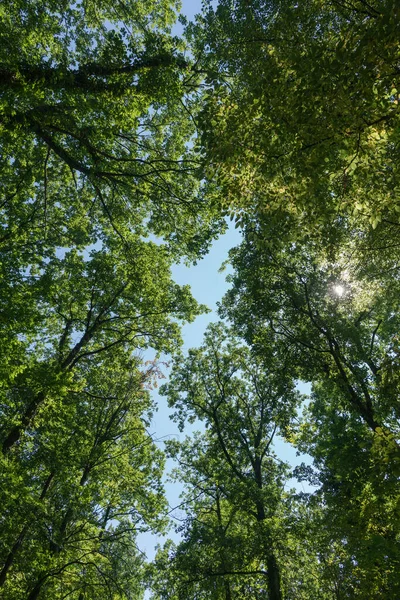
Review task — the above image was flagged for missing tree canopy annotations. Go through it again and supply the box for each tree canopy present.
[1,0,400,598]
[195,0,400,232]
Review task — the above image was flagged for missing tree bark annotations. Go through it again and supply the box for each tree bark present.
[1,309,106,453]
[2,391,45,453]
[0,525,29,587]
[267,554,282,600]
[0,471,54,586]
[27,577,46,600]
[255,500,283,600]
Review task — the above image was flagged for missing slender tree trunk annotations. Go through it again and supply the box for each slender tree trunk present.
[2,391,45,453]
[0,471,54,587]
[255,499,283,600]
[267,554,282,600]
[27,577,46,600]
[1,317,102,453]
[26,461,96,597]
[224,578,233,600]
[215,493,233,600]
[0,525,29,587]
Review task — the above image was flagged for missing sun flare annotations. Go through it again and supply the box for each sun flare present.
[333,284,345,297]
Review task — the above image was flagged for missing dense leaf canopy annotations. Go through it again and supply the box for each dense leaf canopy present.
[195,0,400,231]
[1,0,400,598]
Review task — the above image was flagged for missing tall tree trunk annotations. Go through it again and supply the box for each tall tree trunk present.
[25,462,97,597]
[0,525,29,587]
[255,499,283,600]
[216,493,233,600]
[267,554,282,600]
[0,471,54,587]
[2,391,45,453]
[27,577,46,600]
[224,578,233,600]
[1,316,102,453]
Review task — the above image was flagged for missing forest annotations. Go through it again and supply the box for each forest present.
[0,0,399,598]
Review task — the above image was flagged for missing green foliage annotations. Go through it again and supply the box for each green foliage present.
[222,218,400,436]
[148,1,400,596]
[2,0,400,597]
[194,0,400,231]
[156,324,336,599]
[0,1,222,597]
[0,0,225,262]
[0,355,167,598]
[218,215,400,596]
[297,387,400,598]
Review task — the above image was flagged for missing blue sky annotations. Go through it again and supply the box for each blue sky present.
[138,225,243,555]
[138,0,313,562]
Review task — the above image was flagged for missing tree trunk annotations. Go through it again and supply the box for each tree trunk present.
[27,577,46,600]
[1,316,101,453]
[255,499,283,600]
[267,553,282,600]
[2,391,45,453]
[0,471,54,586]
[0,525,29,587]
